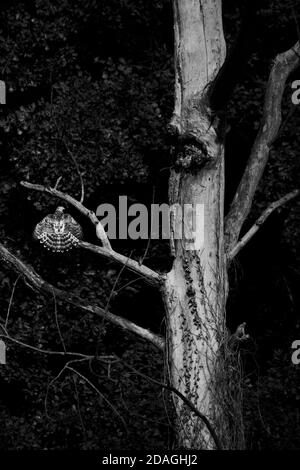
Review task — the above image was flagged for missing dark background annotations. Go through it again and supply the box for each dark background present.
[0,0,299,450]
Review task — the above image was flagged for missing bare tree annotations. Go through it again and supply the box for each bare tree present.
[0,0,299,450]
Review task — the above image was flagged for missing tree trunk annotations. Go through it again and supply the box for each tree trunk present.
[162,0,237,449]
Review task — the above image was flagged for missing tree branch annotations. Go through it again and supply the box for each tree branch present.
[20,181,164,287]
[228,189,299,261]
[0,243,165,351]
[79,241,163,287]
[225,41,300,253]
[0,333,93,359]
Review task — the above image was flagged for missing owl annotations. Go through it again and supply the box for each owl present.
[33,206,83,252]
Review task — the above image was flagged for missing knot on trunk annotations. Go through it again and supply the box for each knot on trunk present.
[175,139,209,170]
[169,95,221,172]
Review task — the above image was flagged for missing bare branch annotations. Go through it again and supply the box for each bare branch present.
[20,181,163,285]
[66,365,128,433]
[44,357,91,422]
[0,243,165,351]
[79,241,163,287]
[51,288,67,353]
[62,138,85,204]
[225,41,300,252]
[54,176,63,190]
[5,274,20,330]
[0,333,92,359]
[228,189,299,261]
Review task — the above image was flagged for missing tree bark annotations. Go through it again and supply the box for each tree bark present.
[163,0,231,449]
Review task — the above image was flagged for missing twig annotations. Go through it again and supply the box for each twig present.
[0,243,165,351]
[44,357,89,421]
[62,138,85,204]
[5,274,21,330]
[115,277,144,295]
[291,1,300,42]
[52,288,67,353]
[54,176,63,190]
[104,252,132,315]
[72,374,87,436]
[79,241,163,287]
[66,365,128,433]
[95,251,133,356]
[51,100,85,204]
[45,363,70,422]
[0,333,92,359]
[139,185,155,266]
[228,189,299,261]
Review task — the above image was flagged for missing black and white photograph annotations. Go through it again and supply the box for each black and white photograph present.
[0,0,300,458]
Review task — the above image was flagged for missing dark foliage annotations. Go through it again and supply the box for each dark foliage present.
[0,0,299,450]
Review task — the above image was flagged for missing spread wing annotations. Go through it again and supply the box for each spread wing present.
[33,213,83,252]
[64,214,83,240]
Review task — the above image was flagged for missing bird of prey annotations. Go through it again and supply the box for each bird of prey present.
[33,206,83,252]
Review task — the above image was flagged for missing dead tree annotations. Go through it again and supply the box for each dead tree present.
[0,0,299,449]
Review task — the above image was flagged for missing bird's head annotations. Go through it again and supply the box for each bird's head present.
[55,206,65,216]
[54,206,65,219]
